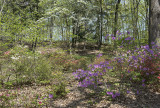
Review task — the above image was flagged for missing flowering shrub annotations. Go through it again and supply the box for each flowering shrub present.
[158,74,160,80]
[73,57,114,88]
[125,44,160,84]
[73,31,160,99]
[106,91,120,99]
[4,51,11,55]
[73,69,103,88]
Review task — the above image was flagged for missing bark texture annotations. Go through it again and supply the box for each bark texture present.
[149,0,160,47]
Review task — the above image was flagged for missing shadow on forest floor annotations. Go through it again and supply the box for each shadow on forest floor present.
[53,72,160,108]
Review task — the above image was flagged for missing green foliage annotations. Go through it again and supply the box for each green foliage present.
[47,82,68,98]
[0,46,54,87]
[35,57,52,81]
[0,0,157,106]
[48,50,89,73]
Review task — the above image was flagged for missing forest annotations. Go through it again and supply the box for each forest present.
[0,0,160,107]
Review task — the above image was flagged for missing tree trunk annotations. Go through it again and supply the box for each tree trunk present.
[61,26,64,41]
[96,14,100,49]
[99,0,103,49]
[113,0,121,37]
[149,0,160,48]
[132,0,140,46]
[49,16,53,44]
[72,19,76,48]
[145,0,149,39]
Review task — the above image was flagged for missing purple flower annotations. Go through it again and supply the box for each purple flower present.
[146,73,149,75]
[103,69,106,72]
[137,90,139,94]
[142,83,145,87]
[121,41,124,44]
[125,37,132,40]
[148,50,154,55]
[127,31,130,34]
[115,92,120,96]
[73,72,76,75]
[88,64,92,67]
[139,66,142,70]
[105,61,109,64]
[143,67,147,71]
[143,51,146,55]
[142,79,145,82]
[144,45,149,50]
[93,73,98,76]
[107,91,113,95]
[132,56,137,60]
[151,42,155,45]
[107,66,113,69]
[127,50,131,54]
[151,71,154,74]
[107,92,120,98]
[97,53,103,58]
[91,68,95,71]
[112,94,116,98]
[149,56,152,60]
[49,94,53,98]
[128,70,130,73]
[44,97,47,99]
[127,91,130,94]
[94,64,99,68]
[118,33,122,35]
[152,45,157,49]
[112,37,116,40]
[118,59,121,63]
[120,45,123,48]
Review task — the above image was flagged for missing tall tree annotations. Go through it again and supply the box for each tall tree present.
[98,0,103,48]
[149,0,160,47]
[113,0,121,37]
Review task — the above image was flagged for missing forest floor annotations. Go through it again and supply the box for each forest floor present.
[2,72,160,108]
[1,46,160,108]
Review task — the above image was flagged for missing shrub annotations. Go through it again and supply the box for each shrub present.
[73,31,160,99]
[0,46,55,87]
[47,82,68,98]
